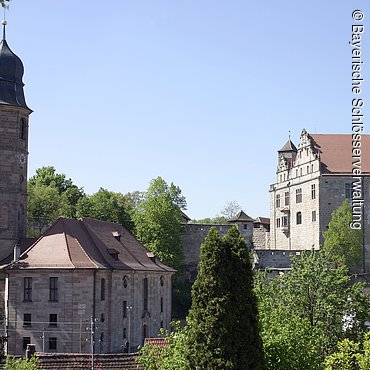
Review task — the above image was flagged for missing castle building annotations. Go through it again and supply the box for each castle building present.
[269,129,370,269]
[0,22,175,355]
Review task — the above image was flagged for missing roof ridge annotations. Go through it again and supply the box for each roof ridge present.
[61,218,75,268]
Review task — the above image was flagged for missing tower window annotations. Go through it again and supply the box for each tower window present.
[284,192,289,206]
[282,215,288,227]
[160,297,164,313]
[296,188,302,203]
[311,184,316,199]
[20,118,27,140]
[276,218,281,228]
[276,194,280,208]
[296,212,302,225]
[123,301,127,318]
[312,210,316,222]
[123,276,128,288]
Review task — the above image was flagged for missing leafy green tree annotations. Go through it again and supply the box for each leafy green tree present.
[5,356,38,370]
[133,177,186,269]
[324,333,370,370]
[186,226,264,369]
[27,167,85,234]
[137,322,188,370]
[323,199,363,270]
[27,185,62,236]
[76,188,134,232]
[194,216,227,224]
[255,250,370,370]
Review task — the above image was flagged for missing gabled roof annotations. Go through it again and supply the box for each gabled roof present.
[278,139,297,153]
[254,217,270,225]
[228,210,254,223]
[310,134,370,174]
[5,218,175,272]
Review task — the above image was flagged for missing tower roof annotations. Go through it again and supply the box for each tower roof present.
[0,21,29,109]
[278,139,297,152]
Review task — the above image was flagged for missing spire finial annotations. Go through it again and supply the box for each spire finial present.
[2,6,7,41]
[288,130,291,140]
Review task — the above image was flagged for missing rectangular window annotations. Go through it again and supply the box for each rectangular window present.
[312,210,316,222]
[276,218,280,228]
[123,301,127,318]
[23,337,31,350]
[284,192,289,206]
[345,183,352,199]
[143,278,148,311]
[101,278,106,301]
[49,277,58,302]
[311,184,316,199]
[49,314,57,327]
[24,277,32,302]
[23,313,31,327]
[160,297,163,313]
[296,188,302,203]
[276,194,280,208]
[49,337,57,351]
[282,215,288,227]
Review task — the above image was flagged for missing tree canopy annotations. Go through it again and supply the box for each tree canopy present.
[133,177,186,269]
[76,188,134,232]
[186,226,264,369]
[255,250,369,370]
[323,199,363,270]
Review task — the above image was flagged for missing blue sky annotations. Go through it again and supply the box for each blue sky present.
[6,1,369,219]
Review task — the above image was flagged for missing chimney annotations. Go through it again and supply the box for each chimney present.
[13,243,20,261]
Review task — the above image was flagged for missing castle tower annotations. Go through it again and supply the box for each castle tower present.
[0,20,32,254]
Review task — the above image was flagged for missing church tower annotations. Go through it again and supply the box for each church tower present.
[0,20,32,254]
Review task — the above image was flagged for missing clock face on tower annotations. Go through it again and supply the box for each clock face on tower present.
[19,153,26,165]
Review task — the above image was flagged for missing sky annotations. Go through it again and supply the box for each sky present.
[5,1,370,220]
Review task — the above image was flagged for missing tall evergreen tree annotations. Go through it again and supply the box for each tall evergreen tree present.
[186,226,264,369]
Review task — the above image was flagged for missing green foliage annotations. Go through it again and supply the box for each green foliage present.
[133,177,186,269]
[27,166,85,235]
[255,251,370,370]
[172,280,192,320]
[186,226,264,369]
[5,356,39,370]
[324,333,370,370]
[137,322,188,370]
[194,216,227,224]
[76,188,134,232]
[323,199,363,270]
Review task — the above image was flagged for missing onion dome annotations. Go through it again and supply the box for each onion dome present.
[0,20,29,109]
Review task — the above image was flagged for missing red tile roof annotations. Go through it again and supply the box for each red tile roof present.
[310,134,370,174]
[144,338,169,347]
[6,218,175,272]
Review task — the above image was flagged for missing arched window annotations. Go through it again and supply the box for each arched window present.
[101,278,106,301]
[296,212,302,225]
[160,276,164,287]
[123,276,128,288]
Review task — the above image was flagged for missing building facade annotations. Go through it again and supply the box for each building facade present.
[4,217,175,355]
[269,129,370,270]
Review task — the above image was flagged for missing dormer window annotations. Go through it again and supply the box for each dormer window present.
[107,248,119,261]
[112,231,121,242]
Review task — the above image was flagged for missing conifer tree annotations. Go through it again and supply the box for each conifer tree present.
[186,226,264,369]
